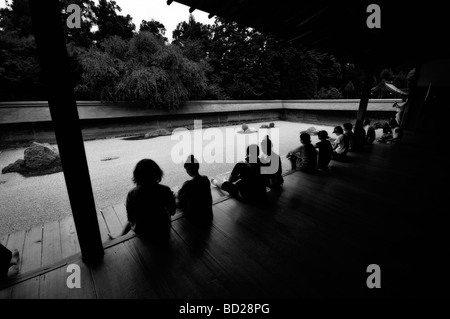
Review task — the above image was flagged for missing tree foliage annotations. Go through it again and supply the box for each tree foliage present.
[76,32,214,110]
[139,19,167,42]
[0,0,417,105]
[92,0,135,40]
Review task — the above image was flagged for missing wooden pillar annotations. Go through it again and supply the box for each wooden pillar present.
[28,0,103,264]
[354,66,375,149]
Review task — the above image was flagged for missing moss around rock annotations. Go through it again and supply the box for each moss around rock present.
[2,142,62,177]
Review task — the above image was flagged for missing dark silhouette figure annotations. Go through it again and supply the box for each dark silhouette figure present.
[211,145,267,203]
[343,123,355,151]
[260,136,284,189]
[0,244,19,281]
[315,130,333,170]
[176,155,213,224]
[287,133,317,172]
[364,119,376,144]
[378,117,403,143]
[109,159,176,242]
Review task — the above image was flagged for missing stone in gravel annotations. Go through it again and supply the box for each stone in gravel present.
[2,159,25,174]
[24,142,60,169]
[144,131,159,138]
[156,128,171,136]
[1,142,62,177]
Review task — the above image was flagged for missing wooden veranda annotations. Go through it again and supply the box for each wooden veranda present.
[1,139,447,299]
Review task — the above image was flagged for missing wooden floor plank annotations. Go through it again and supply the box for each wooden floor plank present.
[39,261,96,299]
[0,286,12,299]
[59,217,80,259]
[90,243,159,299]
[123,238,175,298]
[101,206,123,236]
[21,226,43,273]
[41,220,62,267]
[96,212,111,243]
[11,277,40,299]
[172,217,287,299]
[113,203,128,227]
[6,230,26,273]
[213,200,342,297]
[125,229,232,299]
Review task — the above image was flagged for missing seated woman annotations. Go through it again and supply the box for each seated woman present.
[260,136,283,189]
[211,144,267,203]
[109,159,176,242]
[176,155,213,224]
[286,133,317,172]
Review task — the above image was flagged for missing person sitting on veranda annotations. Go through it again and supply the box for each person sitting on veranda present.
[378,117,403,143]
[0,244,20,282]
[109,159,176,242]
[343,122,355,151]
[315,130,333,170]
[211,144,267,204]
[331,126,349,161]
[286,132,317,172]
[260,135,284,189]
[176,155,213,224]
[364,119,376,144]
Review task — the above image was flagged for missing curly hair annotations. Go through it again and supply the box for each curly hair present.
[133,159,163,186]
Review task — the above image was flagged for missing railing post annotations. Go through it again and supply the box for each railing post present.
[28,0,103,264]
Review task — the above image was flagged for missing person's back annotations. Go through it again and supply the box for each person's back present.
[211,145,266,204]
[119,159,176,242]
[364,119,376,144]
[298,143,317,171]
[126,183,175,239]
[260,136,284,188]
[334,134,347,154]
[315,130,333,169]
[343,123,354,151]
[231,159,266,202]
[178,174,213,221]
[287,133,317,172]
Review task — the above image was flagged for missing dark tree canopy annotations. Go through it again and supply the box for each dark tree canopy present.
[139,19,167,42]
[92,0,135,40]
[0,1,416,103]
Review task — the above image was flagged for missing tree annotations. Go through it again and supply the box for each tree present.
[92,0,135,41]
[315,87,343,99]
[76,32,215,110]
[0,31,44,100]
[139,19,167,42]
[207,17,283,99]
[0,0,33,37]
[172,14,211,61]
[60,0,96,48]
